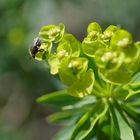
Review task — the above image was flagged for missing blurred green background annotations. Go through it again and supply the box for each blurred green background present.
[0,0,140,139]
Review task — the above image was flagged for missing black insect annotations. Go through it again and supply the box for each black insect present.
[29,37,42,58]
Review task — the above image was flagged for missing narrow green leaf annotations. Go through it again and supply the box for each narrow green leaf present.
[36,90,80,108]
[130,70,140,84]
[109,101,120,140]
[110,115,119,140]
[47,111,73,123]
[53,125,75,140]
[127,99,140,107]
[115,108,134,140]
[70,112,90,140]
[121,103,140,122]
[109,100,134,140]
[70,100,108,140]
[62,95,97,110]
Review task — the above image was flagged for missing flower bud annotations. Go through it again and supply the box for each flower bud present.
[95,48,124,72]
[68,57,88,76]
[39,24,65,43]
[87,22,102,34]
[101,25,119,43]
[110,29,132,50]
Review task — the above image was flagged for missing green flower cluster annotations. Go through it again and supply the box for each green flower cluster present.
[30,23,94,97]
[30,22,140,97]
[82,22,140,84]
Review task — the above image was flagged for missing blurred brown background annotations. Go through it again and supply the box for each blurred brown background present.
[0,0,140,139]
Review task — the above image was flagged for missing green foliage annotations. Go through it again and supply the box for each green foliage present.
[30,22,140,140]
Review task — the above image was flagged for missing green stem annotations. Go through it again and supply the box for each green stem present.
[109,84,113,96]
[92,89,104,97]
[106,82,114,97]
[94,82,107,94]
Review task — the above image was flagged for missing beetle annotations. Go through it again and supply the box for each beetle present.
[29,37,42,58]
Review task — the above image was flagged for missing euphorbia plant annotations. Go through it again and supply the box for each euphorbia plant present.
[29,22,140,140]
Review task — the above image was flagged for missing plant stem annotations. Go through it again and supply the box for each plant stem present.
[106,82,114,97]
[94,82,107,93]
